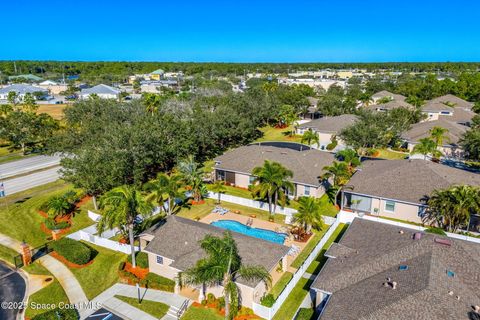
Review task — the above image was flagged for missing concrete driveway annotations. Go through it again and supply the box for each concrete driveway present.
[0,262,26,320]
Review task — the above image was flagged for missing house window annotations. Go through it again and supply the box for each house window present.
[249,176,256,185]
[156,255,164,265]
[385,201,395,212]
[418,206,427,217]
[304,186,310,196]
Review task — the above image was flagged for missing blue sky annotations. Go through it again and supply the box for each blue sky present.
[2,0,480,62]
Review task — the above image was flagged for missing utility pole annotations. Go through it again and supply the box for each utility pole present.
[14,61,17,74]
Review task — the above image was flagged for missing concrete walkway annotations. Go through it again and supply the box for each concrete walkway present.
[37,255,88,304]
[80,283,189,319]
[0,233,23,252]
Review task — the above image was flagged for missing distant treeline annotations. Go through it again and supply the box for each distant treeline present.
[1,61,479,81]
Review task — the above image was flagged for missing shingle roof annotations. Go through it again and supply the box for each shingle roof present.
[343,159,480,204]
[214,143,336,186]
[421,101,453,113]
[429,94,474,109]
[402,118,468,145]
[366,100,414,111]
[313,219,480,320]
[297,114,359,134]
[0,84,48,94]
[142,216,289,287]
[372,90,406,101]
[80,84,120,95]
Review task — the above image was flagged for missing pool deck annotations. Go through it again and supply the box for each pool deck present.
[200,211,311,274]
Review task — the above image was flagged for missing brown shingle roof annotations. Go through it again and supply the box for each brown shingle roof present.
[372,90,406,101]
[313,219,480,320]
[143,216,289,287]
[430,94,474,109]
[214,143,335,186]
[366,100,414,111]
[297,114,359,134]
[343,159,480,204]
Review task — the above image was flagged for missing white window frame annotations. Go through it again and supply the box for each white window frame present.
[304,186,310,196]
[384,200,396,213]
[156,255,164,265]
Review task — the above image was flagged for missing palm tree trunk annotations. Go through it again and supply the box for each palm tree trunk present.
[92,195,98,211]
[267,191,272,216]
[273,191,278,217]
[128,224,136,268]
[218,192,221,204]
[224,287,230,320]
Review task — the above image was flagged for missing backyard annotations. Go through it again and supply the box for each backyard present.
[256,125,302,143]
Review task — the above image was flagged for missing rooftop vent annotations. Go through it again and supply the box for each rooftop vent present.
[434,238,452,246]
[413,232,423,240]
[447,270,455,278]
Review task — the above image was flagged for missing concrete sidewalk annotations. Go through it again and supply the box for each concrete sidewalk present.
[80,283,189,319]
[0,233,23,252]
[38,255,88,305]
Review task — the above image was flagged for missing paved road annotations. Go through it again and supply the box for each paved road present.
[3,167,61,195]
[0,155,61,179]
[0,262,26,320]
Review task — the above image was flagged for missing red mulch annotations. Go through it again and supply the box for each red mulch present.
[40,223,71,236]
[191,302,261,319]
[75,195,92,208]
[50,251,94,269]
[191,200,206,205]
[124,262,149,279]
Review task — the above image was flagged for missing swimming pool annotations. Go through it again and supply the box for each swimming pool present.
[211,220,287,244]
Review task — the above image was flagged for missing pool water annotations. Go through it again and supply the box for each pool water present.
[211,220,287,244]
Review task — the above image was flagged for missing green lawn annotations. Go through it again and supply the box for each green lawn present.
[181,305,223,320]
[318,194,338,217]
[0,181,94,247]
[115,295,169,319]
[375,148,408,160]
[0,245,18,266]
[177,198,286,225]
[291,227,328,269]
[270,272,293,299]
[306,223,347,274]
[272,277,312,320]
[0,146,33,164]
[207,184,253,199]
[23,262,69,318]
[70,243,127,300]
[378,215,425,226]
[256,125,302,143]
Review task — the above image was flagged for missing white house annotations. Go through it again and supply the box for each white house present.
[79,84,121,100]
[0,84,49,102]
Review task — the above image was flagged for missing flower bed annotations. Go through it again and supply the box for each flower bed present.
[118,262,175,292]
[124,261,149,279]
[191,299,260,320]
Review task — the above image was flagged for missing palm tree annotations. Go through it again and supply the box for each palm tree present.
[177,156,205,202]
[46,196,71,218]
[321,161,350,187]
[293,197,325,232]
[425,185,480,232]
[412,138,442,160]
[98,185,153,267]
[251,161,294,218]
[358,93,373,107]
[178,232,271,320]
[429,126,449,149]
[301,129,320,147]
[144,173,184,216]
[142,93,162,115]
[405,95,425,108]
[335,149,360,173]
[211,180,227,204]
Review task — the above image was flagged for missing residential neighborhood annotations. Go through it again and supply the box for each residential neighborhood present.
[1,2,480,320]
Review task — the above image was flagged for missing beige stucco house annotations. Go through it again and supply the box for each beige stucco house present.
[213,142,336,199]
[139,216,289,308]
[341,159,480,224]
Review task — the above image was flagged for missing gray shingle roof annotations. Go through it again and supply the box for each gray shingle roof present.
[142,216,289,287]
[429,94,474,109]
[0,84,48,95]
[372,90,406,101]
[80,84,120,95]
[402,118,468,145]
[214,143,336,186]
[313,219,480,320]
[297,115,359,134]
[343,159,480,204]
[421,101,453,113]
[366,100,414,111]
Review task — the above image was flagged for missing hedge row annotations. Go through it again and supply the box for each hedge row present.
[49,238,96,265]
[32,308,78,320]
[45,218,70,230]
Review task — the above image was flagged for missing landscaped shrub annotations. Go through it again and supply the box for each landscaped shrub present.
[296,308,314,320]
[207,293,216,304]
[260,293,275,307]
[326,140,337,151]
[44,218,70,230]
[217,296,225,310]
[49,238,95,265]
[127,251,149,269]
[32,308,78,320]
[140,272,175,292]
[425,227,447,236]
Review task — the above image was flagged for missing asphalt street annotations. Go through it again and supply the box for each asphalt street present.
[3,167,61,195]
[0,155,61,179]
[0,262,26,320]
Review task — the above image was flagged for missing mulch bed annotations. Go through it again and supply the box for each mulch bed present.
[50,251,94,269]
[191,302,260,320]
[124,262,149,279]
[191,200,206,205]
